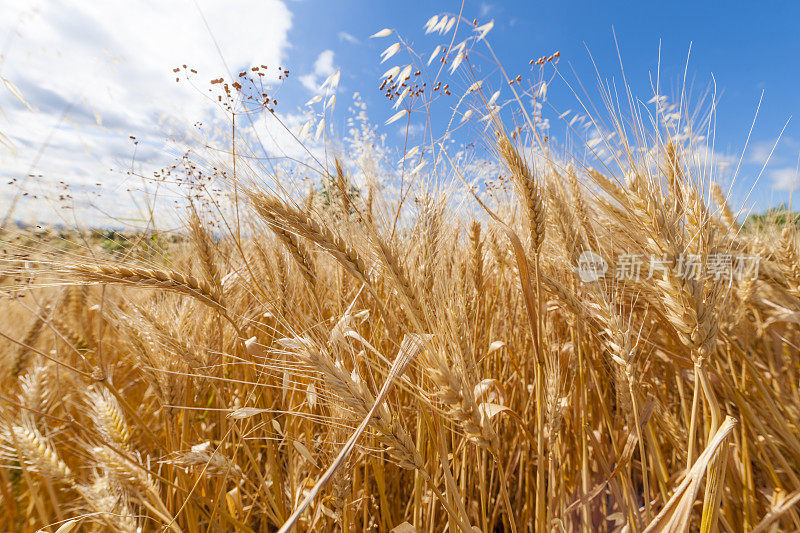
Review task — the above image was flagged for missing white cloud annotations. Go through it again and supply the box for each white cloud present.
[749,140,779,166]
[299,49,336,92]
[771,167,800,191]
[397,123,425,138]
[338,31,359,44]
[744,137,800,192]
[748,137,799,166]
[480,2,493,16]
[0,0,292,226]
[314,50,336,79]
[250,111,319,162]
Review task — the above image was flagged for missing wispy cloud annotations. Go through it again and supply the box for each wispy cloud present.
[748,139,779,166]
[299,49,336,92]
[748,137,799,166]
[744,137,800,191]
[771,167,800,191]
[338,31,359,44]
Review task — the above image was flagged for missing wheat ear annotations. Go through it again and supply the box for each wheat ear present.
[251,195,371,285]
[69,264,228,316]
[498,133,546,252]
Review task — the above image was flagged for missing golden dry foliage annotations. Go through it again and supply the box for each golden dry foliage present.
[2,30,800,533]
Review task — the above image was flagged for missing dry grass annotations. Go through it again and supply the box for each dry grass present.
[1,13,800,533]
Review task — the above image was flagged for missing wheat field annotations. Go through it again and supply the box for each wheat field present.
[1,13,800,533]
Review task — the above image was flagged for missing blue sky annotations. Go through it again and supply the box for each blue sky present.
[0,0,798,225]
[286,0,800,213]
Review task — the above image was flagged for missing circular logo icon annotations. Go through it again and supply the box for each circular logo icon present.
[576,250,607,283]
